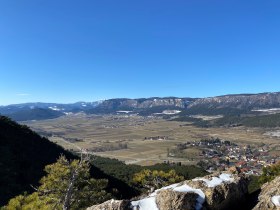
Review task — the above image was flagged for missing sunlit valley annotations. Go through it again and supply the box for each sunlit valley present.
[1,1,280,209]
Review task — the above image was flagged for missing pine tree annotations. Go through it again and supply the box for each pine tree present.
[132,169,184,192]
[259,161,280,184]
[4,154,110,210]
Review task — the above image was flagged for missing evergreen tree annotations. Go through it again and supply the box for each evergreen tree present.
[132,169,184,193]
[4,154,110,210]
[259,161,280,184]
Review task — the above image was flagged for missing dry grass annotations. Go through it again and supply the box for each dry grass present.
[24,114,280,165]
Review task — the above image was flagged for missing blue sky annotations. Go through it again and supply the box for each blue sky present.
[0,0,280,105]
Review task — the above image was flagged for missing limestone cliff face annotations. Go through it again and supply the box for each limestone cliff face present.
[188,92,280,110]
[91,92,280,114]
[87,172,248,210]
[253,176,280,210]
[93,97,194,111]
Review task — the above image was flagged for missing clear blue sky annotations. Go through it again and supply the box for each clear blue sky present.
[1,0,280,105]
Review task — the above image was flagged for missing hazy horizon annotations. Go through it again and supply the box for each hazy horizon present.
[1,90,280,106]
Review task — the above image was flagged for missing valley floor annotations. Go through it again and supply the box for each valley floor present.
[24,114,280,167]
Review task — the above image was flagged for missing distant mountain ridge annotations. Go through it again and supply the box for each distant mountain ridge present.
[189,92,280,110]
[0,102,101,121]
[86,92,280,115]
[0,101,101,114]
[6,108,65,121]
[1,92,280,121]
[86,97,196,115]
[97,97,191,109]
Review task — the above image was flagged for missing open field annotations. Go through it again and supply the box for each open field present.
[24,114,280,166]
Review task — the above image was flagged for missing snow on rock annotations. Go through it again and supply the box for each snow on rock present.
[193,173,234,188]
[88,172,248,210]
[172,185,205,210]
[219,173,234,182]
[131,183,205,210]
[131,196,158,210]
[272,196,280,207]
[253,176,280,210]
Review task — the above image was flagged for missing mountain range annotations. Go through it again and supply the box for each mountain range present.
[1,92,280,121]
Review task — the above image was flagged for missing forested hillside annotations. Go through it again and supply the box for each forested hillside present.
[6,108,65,121]
[0,116,75,205]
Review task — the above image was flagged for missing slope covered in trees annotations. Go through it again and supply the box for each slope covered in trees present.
[0,116,139,206]
[174,112,280,128]
[0,116,76,205]
[91,156,208,195]
[5,108,65,121]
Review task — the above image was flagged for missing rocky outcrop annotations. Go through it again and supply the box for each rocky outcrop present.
[87,172,248,210]
[86,199,130,210]
[156,190,198,210]
[186,172,248,210]
[253,176,280,210]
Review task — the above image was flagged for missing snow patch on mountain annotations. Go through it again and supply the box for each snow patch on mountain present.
[48,106,64,111]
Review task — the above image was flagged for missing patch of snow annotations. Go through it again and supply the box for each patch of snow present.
[150,183,179,196]
[272,196,280,207]
[253,108,280,112]
[264,130,280,137]
[173,185,205,210]
[161,183,179,190]
[131,197,158,210]
[162,110,181,115]
[252,108,280,115]
[116,111,133,114]
[190,115,223,121]
[48,106,63,111]
[131,182,205,210]
[193,173,234,188]
[219,173,234,182]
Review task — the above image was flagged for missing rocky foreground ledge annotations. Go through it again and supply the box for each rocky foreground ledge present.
[87,172,249,210]
[253,176,280,210]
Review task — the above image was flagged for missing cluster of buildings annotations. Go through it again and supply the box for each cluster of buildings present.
[176,138,279,175]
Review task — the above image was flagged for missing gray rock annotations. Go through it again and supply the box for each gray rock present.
[156,189,198,210]
[253,176,280,210]
[86,199,130,210]
[87,172,249,210]
[186,173,248,210]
